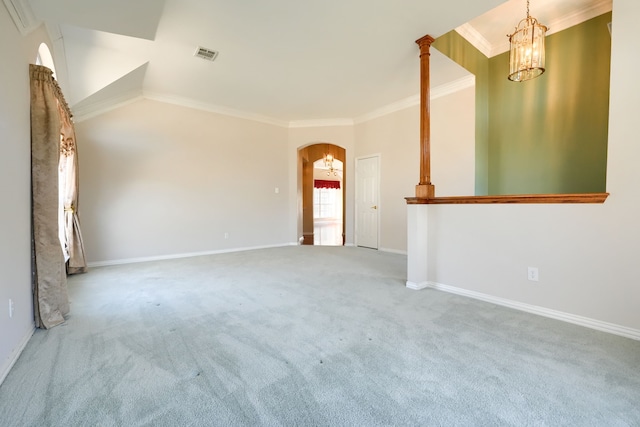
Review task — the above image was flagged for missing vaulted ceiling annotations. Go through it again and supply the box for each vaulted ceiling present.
[9,0,611,125]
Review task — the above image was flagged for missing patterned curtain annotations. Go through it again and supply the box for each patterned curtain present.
[58,102,88,274]
[30,64,87,328]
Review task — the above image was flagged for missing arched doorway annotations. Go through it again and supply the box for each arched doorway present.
[299,143,346,245]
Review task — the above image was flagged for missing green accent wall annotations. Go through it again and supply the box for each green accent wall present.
[433,12,611,195]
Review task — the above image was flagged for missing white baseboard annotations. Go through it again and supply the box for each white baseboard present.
[406,281,430,290]
[414,281,640,341]
[88,242,399,267]
[87,243,292,267]
[380,247,408,255]
[0,326,35,386]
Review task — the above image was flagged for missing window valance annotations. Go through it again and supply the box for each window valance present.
[314,179,340,189]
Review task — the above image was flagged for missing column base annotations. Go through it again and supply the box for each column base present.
[415,184,435,199]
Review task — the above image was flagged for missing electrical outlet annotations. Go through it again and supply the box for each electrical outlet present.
[527,267,539,282]
[9,299,14,318]
[224,232,229,239]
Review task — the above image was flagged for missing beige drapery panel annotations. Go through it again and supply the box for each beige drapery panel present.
[30,64,83,328]
[58,100,88,274]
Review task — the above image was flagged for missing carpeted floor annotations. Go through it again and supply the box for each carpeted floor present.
[1,246,639,426]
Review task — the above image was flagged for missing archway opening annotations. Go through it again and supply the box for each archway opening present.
[298,143,346,246]
[313,158,343,246]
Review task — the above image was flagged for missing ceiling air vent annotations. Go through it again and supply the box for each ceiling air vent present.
[194,46,219,62]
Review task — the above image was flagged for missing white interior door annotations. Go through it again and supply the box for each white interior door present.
[355,155,379,249]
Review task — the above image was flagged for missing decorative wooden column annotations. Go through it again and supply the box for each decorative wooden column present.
[415,34,435,199]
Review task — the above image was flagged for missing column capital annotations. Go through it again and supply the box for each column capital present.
[415,34,435,50]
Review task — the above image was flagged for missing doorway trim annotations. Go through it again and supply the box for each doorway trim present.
[298,143,346,246]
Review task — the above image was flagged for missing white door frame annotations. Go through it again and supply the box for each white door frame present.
[355,154,381,249]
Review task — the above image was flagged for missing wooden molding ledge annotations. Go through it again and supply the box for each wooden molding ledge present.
[405,193,609,205]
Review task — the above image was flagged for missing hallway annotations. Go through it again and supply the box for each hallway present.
[314,220,343,246]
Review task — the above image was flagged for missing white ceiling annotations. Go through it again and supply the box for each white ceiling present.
[14,0,611,125]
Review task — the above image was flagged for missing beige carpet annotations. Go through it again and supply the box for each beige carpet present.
[1,246,639,426]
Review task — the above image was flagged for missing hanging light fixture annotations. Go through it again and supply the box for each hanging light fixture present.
[324,152,337,176]
[507,0,548,82]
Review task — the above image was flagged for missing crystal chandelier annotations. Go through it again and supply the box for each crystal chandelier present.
[507,0,548,82]
[324,153,337,176]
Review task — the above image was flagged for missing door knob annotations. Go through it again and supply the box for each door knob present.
[371,205,377,209]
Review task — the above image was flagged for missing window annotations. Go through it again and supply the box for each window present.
[313,187,341,219]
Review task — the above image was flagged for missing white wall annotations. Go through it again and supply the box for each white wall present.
[0,8,50,380]
[353,86,476,253]
[78,113,358,259]
[287,126,355,244]
[354,108,419,253]
[431,86,475,196]
[423,0,640,332]
[75,99,290,263]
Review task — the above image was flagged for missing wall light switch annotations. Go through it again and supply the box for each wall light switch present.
[275,187,279,194]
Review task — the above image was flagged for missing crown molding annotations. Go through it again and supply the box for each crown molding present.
[74,89,287,126]
[354,95,419,124]
[545,0,612,37]
[354,75,475,124]
[490,40,511,58]
[461,0,612,57]
[289,118,354,128]
[72,90,144,123]
[143,92,289,127]
[45,21,62,41]
[3,0,40,35]
[72,77,474,126]
[431,74,475,100]
[455,23,492,58]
